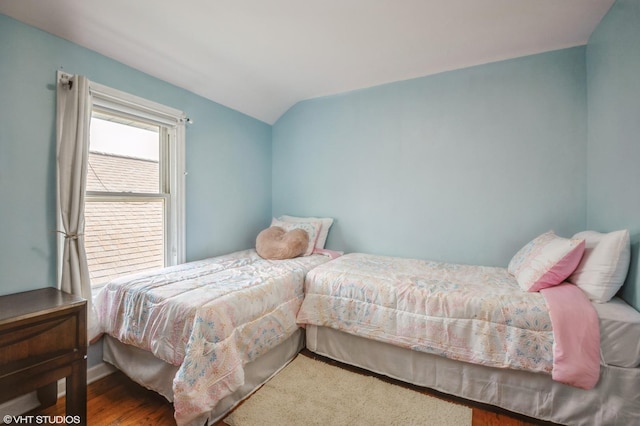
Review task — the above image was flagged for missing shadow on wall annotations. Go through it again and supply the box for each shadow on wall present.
[620,234,639,308]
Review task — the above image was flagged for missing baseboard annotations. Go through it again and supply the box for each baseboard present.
[57,361,117,397]
[0,394,39,417]
[1,362,117,415]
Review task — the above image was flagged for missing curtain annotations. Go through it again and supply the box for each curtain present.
[56,72,100,341]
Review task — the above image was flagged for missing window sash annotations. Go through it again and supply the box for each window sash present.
[85,193,169,201]
[88,109,170,196]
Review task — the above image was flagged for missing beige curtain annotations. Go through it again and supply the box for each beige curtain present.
[56,72,99,340]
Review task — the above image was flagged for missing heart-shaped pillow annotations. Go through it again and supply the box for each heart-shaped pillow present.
[256,226,309,260]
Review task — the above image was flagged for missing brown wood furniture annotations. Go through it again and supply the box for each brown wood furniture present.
[0,287,87,424]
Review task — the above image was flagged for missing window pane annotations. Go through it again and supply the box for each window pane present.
[88,115,160,193]
[85,200,165,286]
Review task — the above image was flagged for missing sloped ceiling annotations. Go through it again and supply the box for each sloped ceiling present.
[0,0,614,124]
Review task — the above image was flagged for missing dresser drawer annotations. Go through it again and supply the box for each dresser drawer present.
[0,308,82,378]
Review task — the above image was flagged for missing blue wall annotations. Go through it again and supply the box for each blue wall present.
[273,48,587,267]
[2,2,638,369]
[2,2,639,311]
[586,0,640,310]
[0,14,272,297]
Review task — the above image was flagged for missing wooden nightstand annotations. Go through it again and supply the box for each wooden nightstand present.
[0,288,87,424]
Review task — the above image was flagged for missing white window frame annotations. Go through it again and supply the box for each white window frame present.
[56,82,186,285]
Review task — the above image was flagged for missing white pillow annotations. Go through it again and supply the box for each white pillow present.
[277,215,334,250]
[568,230,631,303]
[508,231,585,292]
[270,218,321,256]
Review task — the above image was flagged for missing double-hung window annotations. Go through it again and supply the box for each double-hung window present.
[84,84,186,287]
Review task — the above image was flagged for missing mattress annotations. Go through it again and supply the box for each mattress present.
[95,249,330,426]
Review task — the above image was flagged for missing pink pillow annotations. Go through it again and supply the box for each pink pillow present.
[508,231,585,292]
[277,215,334,249]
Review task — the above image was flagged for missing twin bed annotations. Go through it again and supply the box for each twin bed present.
[299,252,640,425]
[95,249,331,425]
[94,225,640,426]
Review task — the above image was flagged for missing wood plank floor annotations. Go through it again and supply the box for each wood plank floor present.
[37,351,550,425]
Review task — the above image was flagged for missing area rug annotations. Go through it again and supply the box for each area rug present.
[224,354,472,425]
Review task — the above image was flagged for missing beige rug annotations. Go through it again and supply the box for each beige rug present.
[224,354,472,426]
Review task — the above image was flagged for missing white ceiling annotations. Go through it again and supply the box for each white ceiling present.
[0,0,614,124]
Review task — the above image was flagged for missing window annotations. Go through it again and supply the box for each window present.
[84,84,185,287]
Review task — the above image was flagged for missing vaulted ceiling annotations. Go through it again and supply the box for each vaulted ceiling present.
[0,0,614,124]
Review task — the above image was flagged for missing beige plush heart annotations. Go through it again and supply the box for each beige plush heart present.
[256,226,309,260]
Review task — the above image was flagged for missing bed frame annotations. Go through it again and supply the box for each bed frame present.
[103,329,304,425]
[305,325,640,425]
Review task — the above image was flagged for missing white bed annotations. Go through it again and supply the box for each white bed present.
[297,252,640,425]
[95,249,330,426]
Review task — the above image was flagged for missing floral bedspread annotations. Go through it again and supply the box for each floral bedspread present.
[95,249,330,426]
[298,253,556,374]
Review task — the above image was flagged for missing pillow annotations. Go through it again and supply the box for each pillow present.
[271,218,321,256]
[256,226,309,260]
[278,215,334,249]
[568,230,631,303]
[508,231,585,292]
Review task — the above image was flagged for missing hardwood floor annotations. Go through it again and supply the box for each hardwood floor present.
[36,352,549,425]
[37,370,175,425]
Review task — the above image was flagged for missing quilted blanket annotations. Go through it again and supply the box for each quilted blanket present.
[297,253,599,385]
[95,249,330,426]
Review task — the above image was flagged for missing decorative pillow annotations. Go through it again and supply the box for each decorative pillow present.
[256,226,309,260]
[508,231,585,292]
[568,230,631,303]
[271,218,321,256]
[278,215,334,249]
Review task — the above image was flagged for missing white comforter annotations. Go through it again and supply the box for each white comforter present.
[95,249,330,426]
[298,252,600,386]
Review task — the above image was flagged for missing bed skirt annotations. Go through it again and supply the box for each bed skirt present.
[104,328,305,424]
[306,325,640,426]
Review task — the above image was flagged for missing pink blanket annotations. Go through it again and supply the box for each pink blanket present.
[541,283,601,389]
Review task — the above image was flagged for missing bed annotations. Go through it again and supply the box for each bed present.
[94,248,331,426]
[297,233,640,425]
